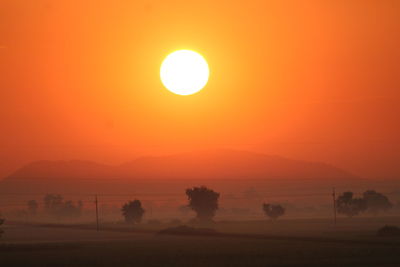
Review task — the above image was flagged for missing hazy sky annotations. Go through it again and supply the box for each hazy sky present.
[0,0,399,179]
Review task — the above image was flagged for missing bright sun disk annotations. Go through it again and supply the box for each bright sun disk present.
[160,50,209,95]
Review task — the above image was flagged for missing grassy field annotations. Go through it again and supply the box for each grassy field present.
[1,217,400,266]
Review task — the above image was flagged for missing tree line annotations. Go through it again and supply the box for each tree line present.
[26,194,83,218]
[121,186,286,223]
[121,188,394,223]
[0,187,393,233]
[336,190,392,217]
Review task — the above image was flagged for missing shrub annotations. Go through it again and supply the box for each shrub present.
[263,203,285,220]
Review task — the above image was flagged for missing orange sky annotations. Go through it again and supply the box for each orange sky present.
[0,0,399,179]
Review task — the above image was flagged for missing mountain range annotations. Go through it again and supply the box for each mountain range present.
[0,149,360,194]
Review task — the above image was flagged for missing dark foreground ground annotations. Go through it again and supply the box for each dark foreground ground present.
[1,217,400,266]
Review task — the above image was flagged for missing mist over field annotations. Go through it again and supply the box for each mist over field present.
[1,0,400,266]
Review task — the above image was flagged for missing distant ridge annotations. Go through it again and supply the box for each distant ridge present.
[6,160,116,180]
[3,149,357,181]
[119,149,357,180]
[0,149,360,194]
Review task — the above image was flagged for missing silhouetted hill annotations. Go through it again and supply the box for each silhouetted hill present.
[119,149,356,180]
[7,160,116,180]
[0,149,360,194]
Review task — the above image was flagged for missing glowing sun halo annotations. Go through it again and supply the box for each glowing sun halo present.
[160,50,209,95]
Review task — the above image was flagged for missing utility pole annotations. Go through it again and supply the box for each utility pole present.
[95,195,99,231]
[332,187,337,226]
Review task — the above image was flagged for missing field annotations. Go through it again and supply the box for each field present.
[1,216,400,266]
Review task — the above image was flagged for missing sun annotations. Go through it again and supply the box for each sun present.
[160,50,209,95]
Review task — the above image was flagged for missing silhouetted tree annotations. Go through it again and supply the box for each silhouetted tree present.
[336,192,366,217]
[27,200,38,215]
[44,194,63,215]
[186,186,220,222]
[263,203,285,220]
[43,194,83,218]
[121,200,145,223]
[363,190,392,214]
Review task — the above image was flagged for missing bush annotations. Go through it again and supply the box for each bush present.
[263,203,285,220]
[377,225,400,237]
